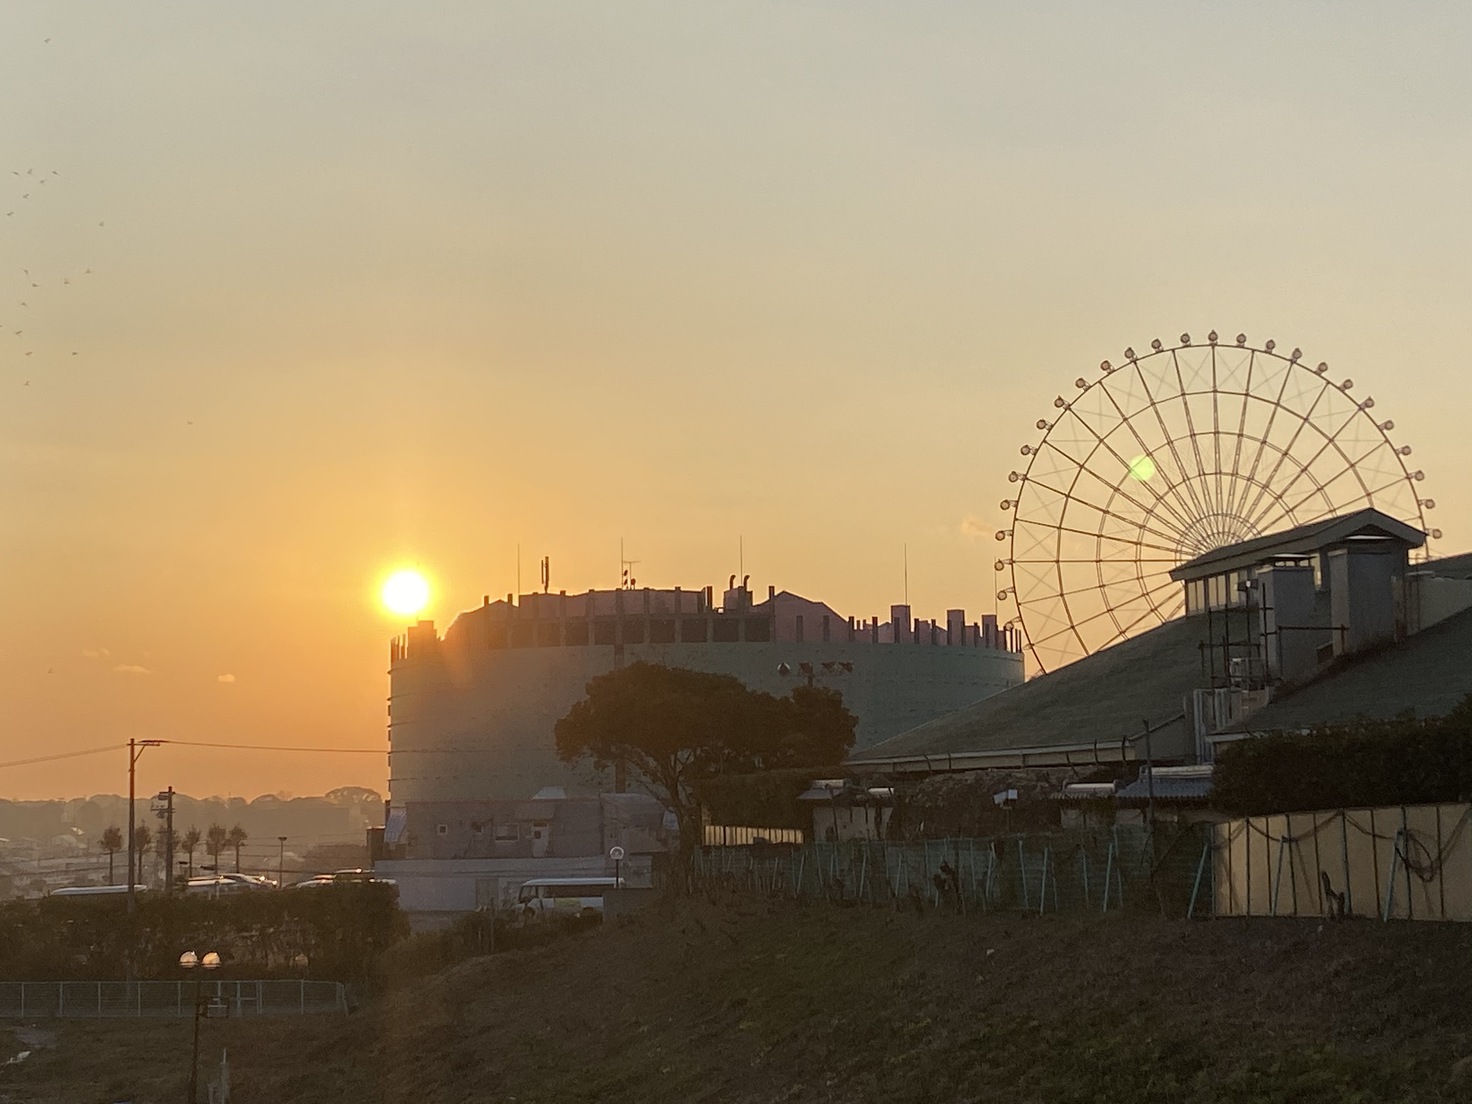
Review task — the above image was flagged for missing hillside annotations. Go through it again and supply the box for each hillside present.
[6,897,1472,1102]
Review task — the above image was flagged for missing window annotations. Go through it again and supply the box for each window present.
[493,823,519,842]
[436,823,448,836]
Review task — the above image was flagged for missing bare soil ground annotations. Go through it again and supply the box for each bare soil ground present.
[5,897,1472,1103]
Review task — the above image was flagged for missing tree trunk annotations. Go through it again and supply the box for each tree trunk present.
[107,850,115,884]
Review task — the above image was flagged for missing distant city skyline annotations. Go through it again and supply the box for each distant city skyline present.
[5,2,1471,798]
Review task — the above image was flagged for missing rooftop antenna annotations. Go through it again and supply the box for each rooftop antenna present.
[541,556,550,594]
[516,544,521,601]
[904,543,909,608]
[739,535,743,582]
[620,537,639,590]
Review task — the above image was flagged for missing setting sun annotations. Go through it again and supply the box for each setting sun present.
[381,569,431,617]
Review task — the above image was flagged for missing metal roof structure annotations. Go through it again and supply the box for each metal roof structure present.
[1168,508,1424,584]
[847,609,1252,772]
[1221,604,1472,736]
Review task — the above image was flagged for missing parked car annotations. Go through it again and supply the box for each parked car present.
[184,873,276,895]
[286,870,397,890]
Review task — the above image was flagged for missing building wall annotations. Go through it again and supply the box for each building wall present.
[389,635,1023,803]
[393,794,667,860]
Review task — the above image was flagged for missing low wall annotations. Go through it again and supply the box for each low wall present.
[1211,803,1472,920]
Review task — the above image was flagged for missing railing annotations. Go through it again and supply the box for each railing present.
[0,980,348,1018]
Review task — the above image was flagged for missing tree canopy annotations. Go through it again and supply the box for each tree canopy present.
[554,663,857,859]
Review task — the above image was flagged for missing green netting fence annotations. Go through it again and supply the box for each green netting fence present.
[693,824,1214,916]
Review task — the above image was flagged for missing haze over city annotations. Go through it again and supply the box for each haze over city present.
[5,1,1472,800]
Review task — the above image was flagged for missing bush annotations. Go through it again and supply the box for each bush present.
[1212,694,1472,816]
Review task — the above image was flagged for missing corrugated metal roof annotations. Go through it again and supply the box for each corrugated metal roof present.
[1116,773,1213,803]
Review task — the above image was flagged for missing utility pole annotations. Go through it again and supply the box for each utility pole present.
[278,836,287,886]
[126,739,162,915]
[127,740,135,914]
[160,788,175,896]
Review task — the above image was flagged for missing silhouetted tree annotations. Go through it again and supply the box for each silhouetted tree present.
[181,826,202,878]
[205,823,228,872]
[134,823,152,886]
[99,826,122,884]
[555,663,857,867]
[226,825,248,873]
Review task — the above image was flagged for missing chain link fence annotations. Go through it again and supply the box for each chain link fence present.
[0,979,348,1018]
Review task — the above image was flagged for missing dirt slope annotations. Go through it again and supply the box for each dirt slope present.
[7,897,1472,1103]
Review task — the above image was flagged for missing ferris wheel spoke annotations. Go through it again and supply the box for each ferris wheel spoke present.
[1209,347,1228,524]
[1228,353,1299,522]
[1044,431,1193,542]
[1254,450,1366,535]
[1243,400,1373,530]
[1236,375,1332,527]
[1124,359,1219,528]
[1023,573,1179,643]
[1087,380,1204,537]
[1259,470,1419,538]
[1014,517,1184,558]
[1169,349,1219,517]
[1221,350,1259,524]
[1019,477,1187,550]
[1012,557,1180,565]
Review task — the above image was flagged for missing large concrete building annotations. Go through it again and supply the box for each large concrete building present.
[387,577,1023,806]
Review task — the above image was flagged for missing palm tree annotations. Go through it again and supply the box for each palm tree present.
[134,823,152,887]
[181,826,201,878]
[205,823,228,872]
[99,826,122,884]
[226,825,248,873]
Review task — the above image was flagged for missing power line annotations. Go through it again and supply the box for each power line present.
[0,744,122,770]
[161,740,384,754]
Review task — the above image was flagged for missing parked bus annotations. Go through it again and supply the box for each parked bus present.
[516,877,624,919]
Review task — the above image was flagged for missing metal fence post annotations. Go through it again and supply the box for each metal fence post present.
[1382,829,1404,922]
[1187,837,1211,919]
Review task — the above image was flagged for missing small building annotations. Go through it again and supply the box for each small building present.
[376,788,670,929]
[797,780,894,842]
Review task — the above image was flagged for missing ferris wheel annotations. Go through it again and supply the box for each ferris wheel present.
[996,331,1439,675]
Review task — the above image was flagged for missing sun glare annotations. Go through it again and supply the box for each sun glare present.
[381,569,430,617]
[1127,454,1157,483]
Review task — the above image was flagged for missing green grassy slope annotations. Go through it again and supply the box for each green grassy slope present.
[7,897,1472,1103]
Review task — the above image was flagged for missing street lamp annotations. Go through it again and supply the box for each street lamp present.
[180,949,221,1104]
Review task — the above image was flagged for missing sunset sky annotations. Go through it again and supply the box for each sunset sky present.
[4,2,1470,799]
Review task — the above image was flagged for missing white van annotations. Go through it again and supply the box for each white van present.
[516,876,623,918]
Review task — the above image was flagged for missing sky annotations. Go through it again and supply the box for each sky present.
[3,2,1471,800]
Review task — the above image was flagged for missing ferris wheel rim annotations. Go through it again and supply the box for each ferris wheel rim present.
[999,333,1435,675]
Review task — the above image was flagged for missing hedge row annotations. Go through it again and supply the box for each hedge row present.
[1212,694,1472,816]
[0,884,407,981]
